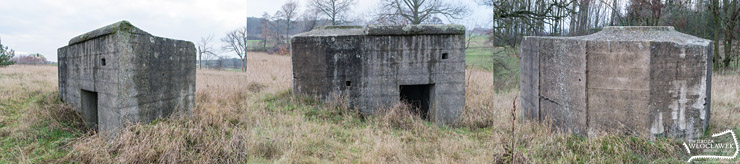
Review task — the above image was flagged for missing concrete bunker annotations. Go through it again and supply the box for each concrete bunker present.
[291,25,466,125]
[58,21,196,134]
[520,26,712,140]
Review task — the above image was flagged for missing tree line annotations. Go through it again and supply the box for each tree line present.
[483,0,739,70]
[215,0,472,73]
[214,0,739,74]
[0,37,52,66]
[479,0,739,90]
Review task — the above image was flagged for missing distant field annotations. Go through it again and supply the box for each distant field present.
[464,34,520,90]
[247,40,277,51]
[464,34,493,71]
[465,47,493,70]
[463,35,518,70]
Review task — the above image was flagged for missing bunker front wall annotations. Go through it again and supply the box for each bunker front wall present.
[59,34,121,129]
[360,34,465,125]
[520,33,711,139]
[291,29,466,125]
[59,31,196,132]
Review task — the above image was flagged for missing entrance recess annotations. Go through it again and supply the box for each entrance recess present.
[80,89,98,129]
[400,84,434,120]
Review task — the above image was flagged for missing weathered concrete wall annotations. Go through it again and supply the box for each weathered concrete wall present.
[59,21,196,134]
[291,27,364,105]
[539,38,588,134]
[291,25,466,125]
[520,26,711,140]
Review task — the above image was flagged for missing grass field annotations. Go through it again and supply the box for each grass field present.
[464,34,521,90]
[248,40,279,51]
[247,40,263,50]
[464,35,495,71]
[1,52,739,163]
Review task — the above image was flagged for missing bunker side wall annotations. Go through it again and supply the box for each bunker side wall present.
[360,35,465,125]
[538,38,588,135]
[111,32,196,133]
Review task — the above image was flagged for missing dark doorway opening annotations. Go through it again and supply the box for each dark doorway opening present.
[400,84,433,120]
[80,89,98,130]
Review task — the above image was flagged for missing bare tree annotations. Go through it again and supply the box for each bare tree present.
[573,0,592,35]
[278,0,299,49]
[310,0,356,25]
[369,8,410,24]
[709,0,740,69]
[221,26,248,72]
[301,9,322,32]
[197,34,216,69]
[462,19,483,51]
[215,56,226,70]
[261,12,276,51]
[626,0,665,26]
[480,0,575,91]
[378,0,470,24]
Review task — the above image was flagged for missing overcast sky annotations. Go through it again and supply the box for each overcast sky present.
[0,0,489,62]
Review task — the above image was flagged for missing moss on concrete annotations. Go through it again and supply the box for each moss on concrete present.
[68,20,151,45]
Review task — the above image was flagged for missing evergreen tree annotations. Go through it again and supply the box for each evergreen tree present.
[0,38,16,67]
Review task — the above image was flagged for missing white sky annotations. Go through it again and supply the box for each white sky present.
[0,0,490,62]
[1,0,246,62]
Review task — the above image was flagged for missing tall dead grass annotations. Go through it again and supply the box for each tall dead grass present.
[709,74,740,130]
[57,53,508,163]
[0,65,57,102]
[1,52,738,163]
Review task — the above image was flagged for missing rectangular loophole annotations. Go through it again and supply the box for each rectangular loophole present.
[80,89,98,130]
[346,81,351,87]
[442,53,449,59]
[400,84,434,120]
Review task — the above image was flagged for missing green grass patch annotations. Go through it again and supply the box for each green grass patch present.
[464,35,494,71]
[526,135,686,163]
[248,40,279,51]
[465,47,494,71]
[0,93,84,163]
[261,90,363,126]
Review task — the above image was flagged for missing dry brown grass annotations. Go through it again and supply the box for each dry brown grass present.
[1,52,739,163]
[0,65,57,102]
[709,74,740,130]
[0,65,85,163]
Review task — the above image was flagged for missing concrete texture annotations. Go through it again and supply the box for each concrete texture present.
[520,26,712,140]
[291,25,466,125]
[58,21,196,134]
